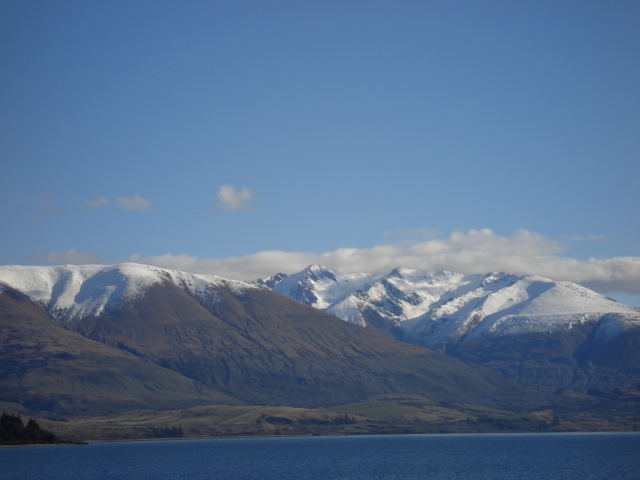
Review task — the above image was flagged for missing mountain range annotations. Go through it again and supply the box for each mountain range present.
[259,265,640,393]
[0,263,537,418]
[1,262,638,438]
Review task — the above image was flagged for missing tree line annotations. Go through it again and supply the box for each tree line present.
[0,412,62,444]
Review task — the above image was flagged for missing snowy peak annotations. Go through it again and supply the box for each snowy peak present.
[0,263,257,321]
[254,272,288,289]
[304,264,338,280]
[263,264,381,310]
[261,265,640,342]
[266,266,485,329]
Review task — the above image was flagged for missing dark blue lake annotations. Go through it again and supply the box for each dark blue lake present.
[2,432,639,480]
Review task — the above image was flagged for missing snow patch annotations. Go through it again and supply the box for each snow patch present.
[0,263,257,321]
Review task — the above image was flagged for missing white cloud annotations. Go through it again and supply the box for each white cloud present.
[129,228,640,295]
[116,194,153,211]
[214,184,253,211]
[85,196,109,208]
[29,249,105,265]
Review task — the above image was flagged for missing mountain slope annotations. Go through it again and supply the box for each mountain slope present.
[0,264,542,414]
[0,285,233,416]
[260,266,640,392]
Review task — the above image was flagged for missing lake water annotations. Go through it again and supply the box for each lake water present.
[2,433,639,479]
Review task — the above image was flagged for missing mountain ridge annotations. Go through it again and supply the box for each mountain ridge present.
[259,264,640,392]
[0,263,256,323]
[259,264,640,339]
[0,263,541,416]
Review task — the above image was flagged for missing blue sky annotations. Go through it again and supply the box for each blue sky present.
[1,1,639,302]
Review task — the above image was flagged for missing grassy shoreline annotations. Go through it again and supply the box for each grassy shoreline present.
[30,394,639,443]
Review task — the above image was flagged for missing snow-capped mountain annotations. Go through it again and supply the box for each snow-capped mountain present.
[1,262,535,414]
[409,272,640,347]
[261,265,640,392]
[262,265,640,342]
[0,262,256,322]
[259,264,384,311]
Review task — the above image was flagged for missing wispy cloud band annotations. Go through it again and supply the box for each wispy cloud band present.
[128,228,640,295]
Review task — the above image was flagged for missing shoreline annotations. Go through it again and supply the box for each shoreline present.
[77,429,640,445]
[0,441,87,448]
[3,430,639,447]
